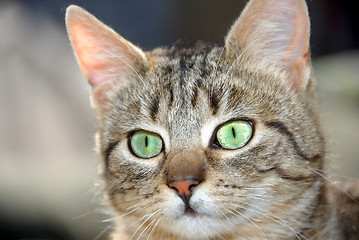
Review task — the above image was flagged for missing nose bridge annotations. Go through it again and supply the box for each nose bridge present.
[166,150,206,184]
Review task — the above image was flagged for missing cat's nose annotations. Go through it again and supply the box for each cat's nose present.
[168,177,201,201]
[165,150,206,204]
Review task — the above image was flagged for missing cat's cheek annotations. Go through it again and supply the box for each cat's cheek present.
[190,188,218,216]
[160,191,185,218]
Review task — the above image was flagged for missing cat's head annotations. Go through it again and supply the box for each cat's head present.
[66,0,324,238]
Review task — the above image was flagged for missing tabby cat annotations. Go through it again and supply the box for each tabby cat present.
[65,0,359,239]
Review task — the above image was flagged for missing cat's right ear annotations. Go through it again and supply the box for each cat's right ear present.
[65,5,147,111]
[225,0,311,91]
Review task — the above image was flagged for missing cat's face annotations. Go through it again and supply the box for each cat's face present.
[100,47,324,239]
[66,0,325,239]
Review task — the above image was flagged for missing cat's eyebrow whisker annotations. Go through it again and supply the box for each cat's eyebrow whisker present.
[241,203,308,240]
[308,167,359,205]
[225,208,268,240]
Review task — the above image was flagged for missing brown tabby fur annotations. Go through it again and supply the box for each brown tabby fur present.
[65,0,359,239]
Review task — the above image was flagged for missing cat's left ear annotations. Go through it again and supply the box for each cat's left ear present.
[65,5,147,111]
[225,0,311,91]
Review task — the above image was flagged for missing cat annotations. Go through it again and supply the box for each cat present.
[65,0,359,239]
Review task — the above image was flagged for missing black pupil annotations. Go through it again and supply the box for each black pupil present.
[145,135,148,148]
[231,127,236,139]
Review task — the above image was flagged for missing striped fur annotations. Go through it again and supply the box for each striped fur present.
[66,0,359,239]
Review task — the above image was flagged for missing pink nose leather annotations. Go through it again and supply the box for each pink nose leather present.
[168,179,200,196]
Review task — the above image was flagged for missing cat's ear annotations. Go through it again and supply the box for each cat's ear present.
[65,5,146,110]
[225,0,311,91]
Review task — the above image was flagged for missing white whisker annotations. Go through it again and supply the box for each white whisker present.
[136,217,157,240]
[102,204,145,223]
[309,167,359,205]
[160,227,164,240]
[243,203,308,240]
[130,210,160,240]
[235,195,273,202]
[94,223,112,240]
[72,209,101,221]
[311,167,359,181]
[241,186,270,190]
[146,216,163,240]
[227,206,268,240]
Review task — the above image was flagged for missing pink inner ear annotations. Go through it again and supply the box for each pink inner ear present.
[225,0,311,91]
[69,24,109,87]
[66,5,149,111]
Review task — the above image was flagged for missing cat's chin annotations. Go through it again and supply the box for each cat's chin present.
[163,205,234,239]
[165,212,232,239]
[157,190,235,238]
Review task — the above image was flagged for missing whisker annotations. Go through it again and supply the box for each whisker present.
[309,167,359,205]
[160,227,164,240]
[310,167,359,181]
[102,204,145,223]
[146,216,163,240]
[241,186,270,190]
[242,203,307,240]
[217,234,225,240]
[72,209,100,221]
[216,208,232,224]
[235,195,273,202]
[227,207,268,240]
[130,210,160,240]
[136,217,157,240]
[94,223,112,240]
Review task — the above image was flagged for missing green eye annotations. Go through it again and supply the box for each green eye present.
[130,130,163,158]
[216,120,253,150]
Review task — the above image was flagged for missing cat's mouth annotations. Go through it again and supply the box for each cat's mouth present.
[184,207,197,217]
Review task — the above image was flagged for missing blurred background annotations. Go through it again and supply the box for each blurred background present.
[0,0,358,239]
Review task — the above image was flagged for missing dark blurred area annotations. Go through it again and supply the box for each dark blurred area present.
[0,0,358,239]
[13,0,359,56]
